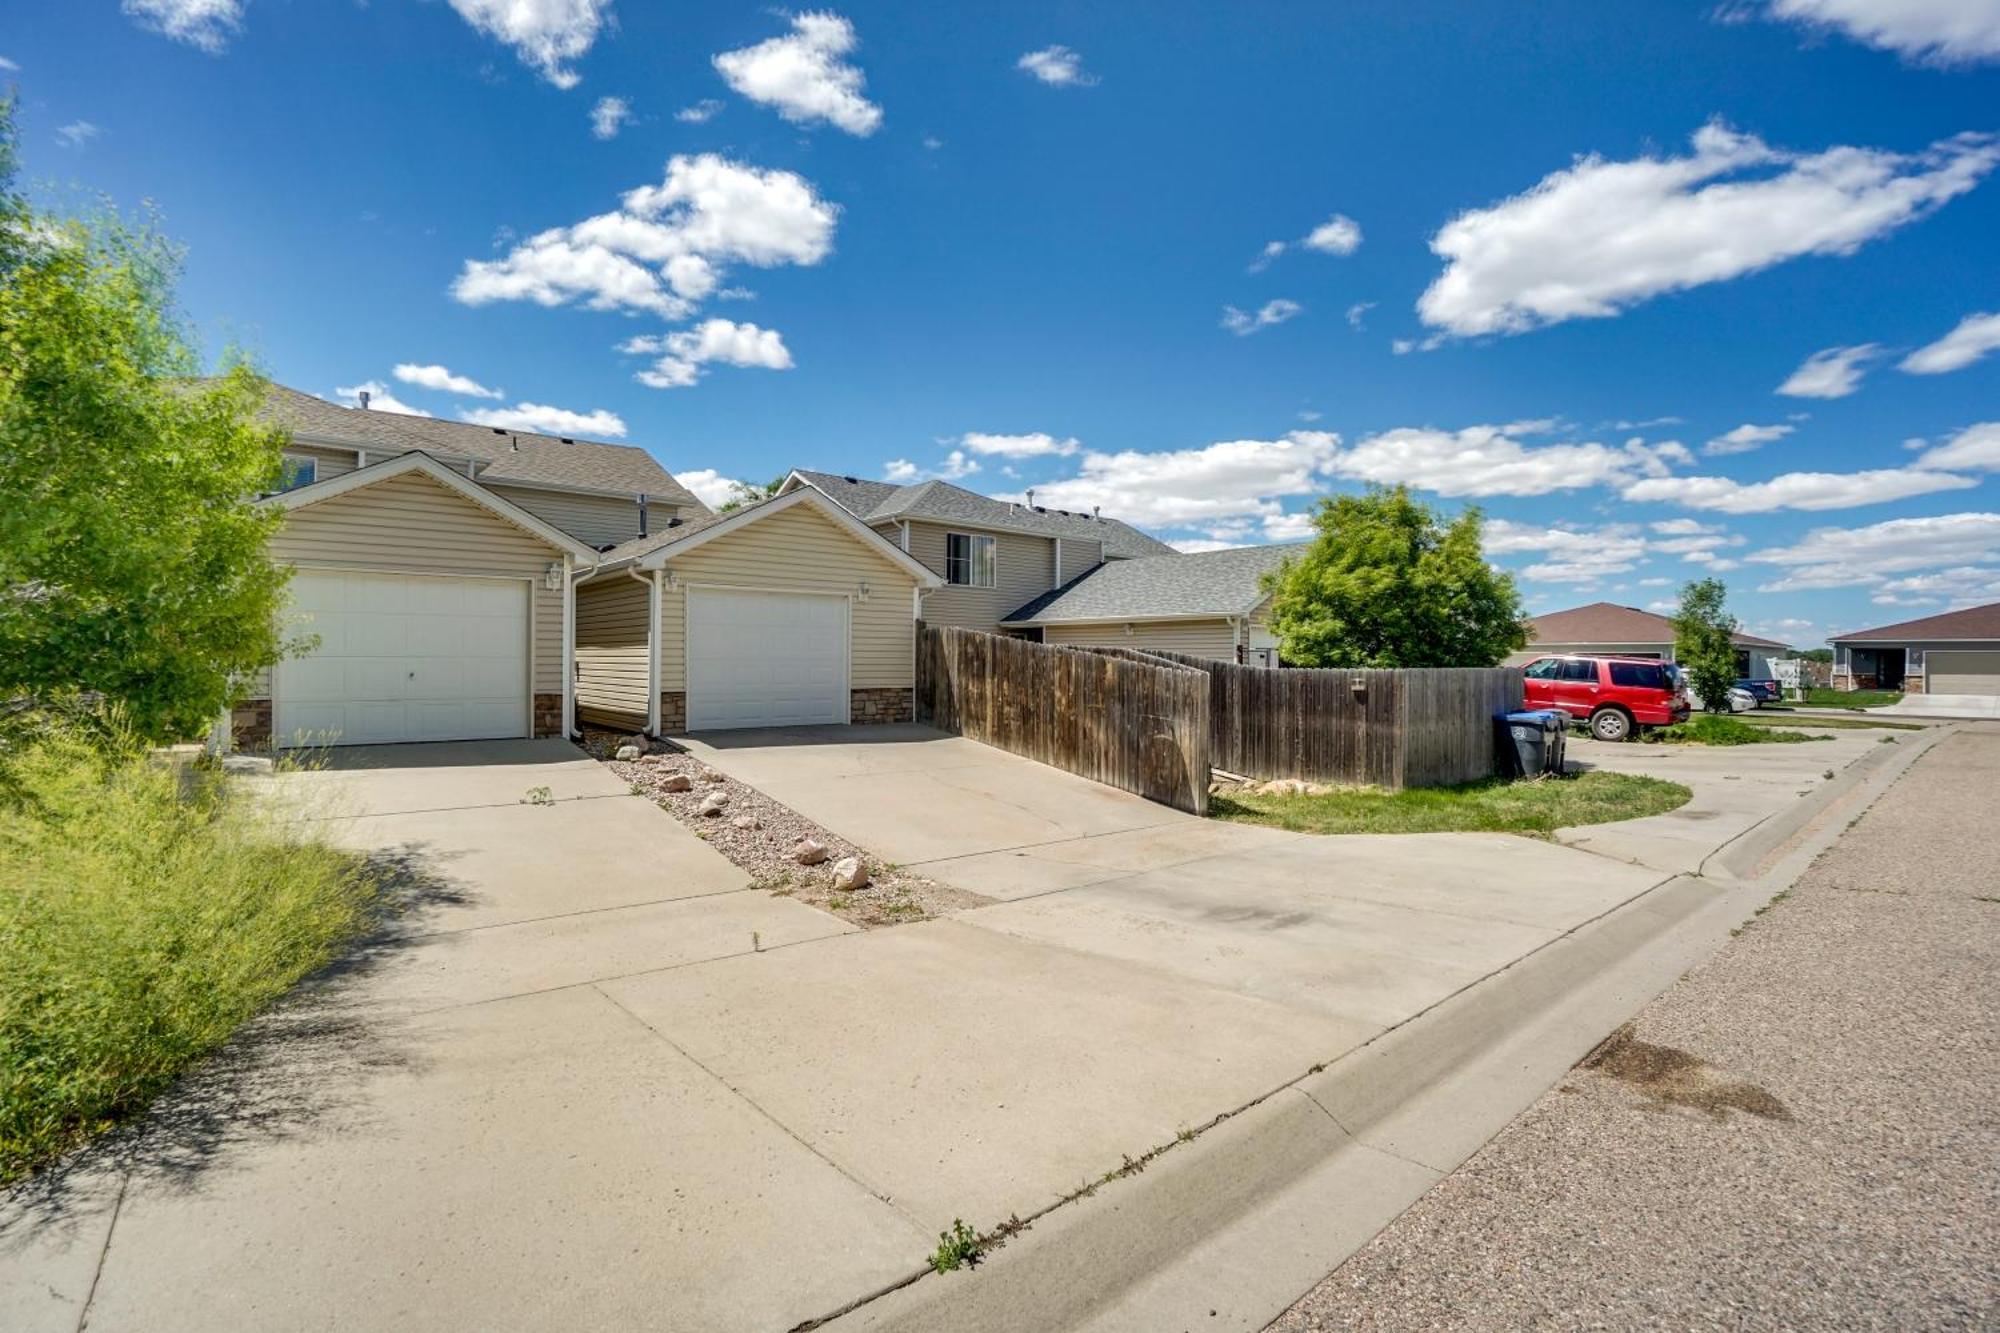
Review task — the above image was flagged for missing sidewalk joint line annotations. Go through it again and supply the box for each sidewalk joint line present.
[74,1169,129,1333]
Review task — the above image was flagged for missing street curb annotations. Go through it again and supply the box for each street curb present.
[818,727,1952,1333]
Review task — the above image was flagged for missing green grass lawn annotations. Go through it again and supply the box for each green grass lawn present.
[1210,771,1690,837]
[1800,687,1903,710]
[0,723,382,1184]
[1645,714,1830,745]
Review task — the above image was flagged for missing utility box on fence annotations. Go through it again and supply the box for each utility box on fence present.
[1495,709,1568,778]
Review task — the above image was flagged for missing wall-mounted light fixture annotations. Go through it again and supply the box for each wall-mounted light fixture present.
[856,581,871,603]
[542,561,564,592]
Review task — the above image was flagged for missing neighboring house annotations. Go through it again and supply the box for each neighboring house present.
[1511,602,1788,676]
[238,385,705,749]
[781,471,1177,635]
[1000,543,1300,664]
[571,487,941,733]
[1829,600,2000,695]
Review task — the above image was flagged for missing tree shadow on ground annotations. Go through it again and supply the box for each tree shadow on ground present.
[0,847,470,1241]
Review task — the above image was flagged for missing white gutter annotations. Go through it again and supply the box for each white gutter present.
[561,554,577,739]
[627,566,663,736]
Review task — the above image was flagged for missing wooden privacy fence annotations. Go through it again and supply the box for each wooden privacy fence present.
[1089,649,1523,790]
[915,626,1210,814]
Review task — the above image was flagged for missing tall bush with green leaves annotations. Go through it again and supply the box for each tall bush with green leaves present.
[1671,578,1740,712]
[1263,485,1529,668]
[0,98,292,742]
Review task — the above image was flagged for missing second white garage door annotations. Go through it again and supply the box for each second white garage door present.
[686,589,848,730]
[1925,649,2000,696]
[276,571,530,746]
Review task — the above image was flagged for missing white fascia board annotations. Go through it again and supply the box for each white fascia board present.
[257,450,598,560]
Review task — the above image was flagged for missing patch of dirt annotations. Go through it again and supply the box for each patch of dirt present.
[1580,1022,1793,1123]
[580,727,992,929]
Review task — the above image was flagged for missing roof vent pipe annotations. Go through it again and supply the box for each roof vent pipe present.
[358,389,371,410]
[1026,488,1036,508]
[1093,506,1100,522]
[637,493,649,539]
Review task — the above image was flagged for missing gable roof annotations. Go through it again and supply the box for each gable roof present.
[592,485,942,586]
[253,382,705,509]
[1528,601,1788,650]
[255,450,598,560]
[786,469,1179,560]
[1003,543,1302,625]
[1831,600,2000,642]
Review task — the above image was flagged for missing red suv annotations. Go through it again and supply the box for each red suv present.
[1521,655,1689,742]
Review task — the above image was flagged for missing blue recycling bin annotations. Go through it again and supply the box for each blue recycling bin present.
[1496,709,1568,778]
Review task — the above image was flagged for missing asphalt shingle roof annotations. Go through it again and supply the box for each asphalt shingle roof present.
[1831,600,2000,642]
[1002,543,1303,624]
[255,382,704,509]
[1528,602,1789,650]
[791,469,1178,560]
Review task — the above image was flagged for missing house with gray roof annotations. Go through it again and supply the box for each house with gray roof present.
[1001,543,1302,664]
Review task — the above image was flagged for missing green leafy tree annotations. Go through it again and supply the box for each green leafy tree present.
[1263,486,1529,667]
[1671,578,1740,712]
[717,474,786,513]
[0,99,292,742]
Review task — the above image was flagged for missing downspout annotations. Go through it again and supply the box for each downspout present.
[561,554,577,739]
[1232,616,1245,665]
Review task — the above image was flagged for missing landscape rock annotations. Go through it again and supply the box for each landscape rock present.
[731,815,760,831]
[627,735,651,755]
[660,773,693,792]
[700,769,726,785]
[696,790,729,817]
[793,837,830,866]
[830,856,869,891]
[614,745,641,761]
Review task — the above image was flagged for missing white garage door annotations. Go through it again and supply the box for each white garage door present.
[1926,650,2000,696]
[276,571,530,746]
[686,589,847,730]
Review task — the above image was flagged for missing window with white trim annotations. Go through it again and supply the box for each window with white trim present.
[277,455,317,492]
[944,532,995,587]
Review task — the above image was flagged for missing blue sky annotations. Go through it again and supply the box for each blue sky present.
[9,1,2000,645]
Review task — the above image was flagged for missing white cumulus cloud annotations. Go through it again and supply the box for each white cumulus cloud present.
[447,0,610,89]
[1017,45,1096,86]
[1777,343,1883,398]
[1751,511,2000,591]
[1900,310,2000,374]
[454,154,837,323]
[1704,422,1796,455]
[590,95,634,140]
[1418,121,1998,338]
[1623,465,1975,513]
[1024,433,1342,527]
[1302,213,1363,255]
[1484,519,1653,583]
[122,0,244,51]
[675,98,724,124]
[392,363,503,399]
[54,122,101,149]
[714,12,882,136]
[1222,299,1303,336]
[676,468,749,510]
[1327,425,1691,497]
[1914,421,2000,471]
[621,319,793,389]
[460,401,627,438]
[1755,0,2000,65]
[958,432,1080,459]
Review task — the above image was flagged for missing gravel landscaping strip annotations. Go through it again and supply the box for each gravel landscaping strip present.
[581,728,992,928]
[1271,723,2000,1332]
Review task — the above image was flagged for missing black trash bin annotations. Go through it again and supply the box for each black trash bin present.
[1496,709,1568,777]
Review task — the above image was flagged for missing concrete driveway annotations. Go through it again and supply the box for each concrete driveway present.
[6,727,1858,1333]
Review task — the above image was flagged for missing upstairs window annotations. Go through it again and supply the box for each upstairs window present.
[945,532,995,587]
[277,455,318,492]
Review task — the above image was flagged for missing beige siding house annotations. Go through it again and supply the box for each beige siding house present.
[235,383,704,749]
[1003,543,1300,664]
[1515,603,1789,676]
[574,487,941,734]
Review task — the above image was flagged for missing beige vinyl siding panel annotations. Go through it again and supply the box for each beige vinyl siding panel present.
[1044,618,1240,661]
[906,520,1055,632]
[1056,537,1103,581]
[575,576,651,727]
[283,444,358,482]
[486,483,650,548]
[266,470,566,693]
[657,503,919,691]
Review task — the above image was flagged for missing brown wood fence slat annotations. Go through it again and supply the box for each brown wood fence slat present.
[915,626,1209,815]
[1078,648,1521,790]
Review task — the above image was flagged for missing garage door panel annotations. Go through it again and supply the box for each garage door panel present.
[1926,650,2000,696]
[687,590,846,730]
[276,572,530,746]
